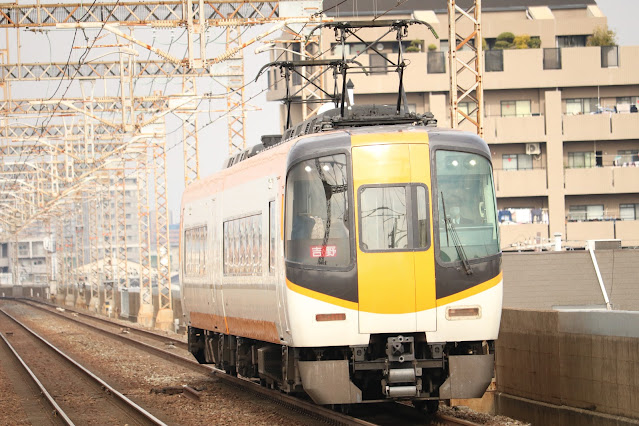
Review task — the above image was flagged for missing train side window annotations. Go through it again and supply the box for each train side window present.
[184,225,207,277]
[223,214,263,276]
[414,185,430,249]
[269,201,276,274]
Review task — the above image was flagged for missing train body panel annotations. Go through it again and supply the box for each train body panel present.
[180,112,503,405]
[427,278,503,343]
[284,281,367,347]
[181,141,293,345]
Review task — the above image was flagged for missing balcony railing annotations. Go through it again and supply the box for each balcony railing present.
[543,48,562,70]
[485,50,503,72]
[565,166,639,195]
[601,46,619,68]
[493,168,548,197]
[427,51,445,74]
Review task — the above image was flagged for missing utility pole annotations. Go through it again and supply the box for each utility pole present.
[448,0,484,137]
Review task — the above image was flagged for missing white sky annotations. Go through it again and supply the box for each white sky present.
[6,2,639,223]
[595,0,639,45]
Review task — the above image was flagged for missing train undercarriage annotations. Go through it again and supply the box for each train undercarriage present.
[188,327,495,412]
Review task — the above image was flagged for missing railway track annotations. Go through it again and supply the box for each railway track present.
[11,299,486,426]
[0,308,167,426]
[6,299,375,426]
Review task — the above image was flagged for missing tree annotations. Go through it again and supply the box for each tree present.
[587,26,617,46]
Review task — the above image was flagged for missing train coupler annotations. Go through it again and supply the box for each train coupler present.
[382,335,422,398]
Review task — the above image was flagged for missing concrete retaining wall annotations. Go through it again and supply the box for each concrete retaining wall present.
[496,309,639,424]
[502,249,639,311]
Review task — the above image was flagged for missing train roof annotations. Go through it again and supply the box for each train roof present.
[223,105,437,169]
[184,110,491,206]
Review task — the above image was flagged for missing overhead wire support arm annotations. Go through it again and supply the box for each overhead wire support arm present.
[0,1,281,28]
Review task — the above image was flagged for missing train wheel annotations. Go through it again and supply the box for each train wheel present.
[330,404,352,415]
[414,400,439,414]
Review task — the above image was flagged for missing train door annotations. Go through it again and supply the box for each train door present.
[353,137,437,334]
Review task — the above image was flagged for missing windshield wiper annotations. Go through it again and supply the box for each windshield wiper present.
[441,192,473,275]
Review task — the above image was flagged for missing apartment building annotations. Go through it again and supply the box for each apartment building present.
[0,223,51,290]
[265,0,639,249]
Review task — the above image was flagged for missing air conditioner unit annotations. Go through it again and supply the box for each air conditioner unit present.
[526,143,541,155]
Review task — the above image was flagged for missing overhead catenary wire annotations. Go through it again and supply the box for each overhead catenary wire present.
[2,0,410,234]
[0,0,121,202]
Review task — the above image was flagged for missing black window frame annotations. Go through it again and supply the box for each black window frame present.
[357,183,431,254]
[431,147,500,268]
[284,150,356,272]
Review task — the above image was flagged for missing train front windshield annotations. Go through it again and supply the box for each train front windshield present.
[435,150,499,263]
[285,154,351,267]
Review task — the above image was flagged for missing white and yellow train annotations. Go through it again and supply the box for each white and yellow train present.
[180,106,502,412]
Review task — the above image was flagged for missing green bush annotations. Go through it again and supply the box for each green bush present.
[497,32,515,44]
[528,37,541,48]
[427,43,437,51]
[587,26,617,46]
[406,39,424,52]
[494,40,511,50]
[513,34,530,49]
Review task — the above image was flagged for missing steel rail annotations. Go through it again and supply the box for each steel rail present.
[14,299,374,426]
[22,298,188,349]
[435,413,484,426]
[0,308,169,426]
[0,331,74,425]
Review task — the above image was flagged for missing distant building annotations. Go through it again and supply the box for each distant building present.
[266,0,639,249]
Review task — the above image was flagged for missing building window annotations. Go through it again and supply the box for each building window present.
[567,152,595,168]
[502,154,533,171]
[223,215,262,276]
[616,96,639,113]
[556,35,587,48]
[369,53,388,74]
[331,42,366,56]
[568,205,604,221]
[565,98,598,115]
[18,243,29,257]
[501,100,531,117]
[458,102,477,121]
[615,150,639,166]
[184,225,207,277]
[620,204,639,221]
